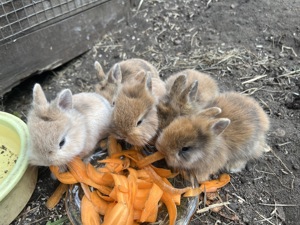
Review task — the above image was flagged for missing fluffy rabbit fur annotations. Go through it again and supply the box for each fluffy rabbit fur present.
[165,69,219,109]
[110,73,160,146]
[156,92,270,183]
[94,58,160,105]
[27,84,112,166]
[157,70,219,132]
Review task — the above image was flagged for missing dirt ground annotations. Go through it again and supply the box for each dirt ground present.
[2,0,300,224]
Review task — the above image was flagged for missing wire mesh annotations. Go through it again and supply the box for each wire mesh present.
[0,0,107,44]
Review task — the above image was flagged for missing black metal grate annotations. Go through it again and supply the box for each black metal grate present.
[0,0,107,45]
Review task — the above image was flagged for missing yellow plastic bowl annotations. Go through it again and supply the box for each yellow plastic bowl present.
[0,111,37,224]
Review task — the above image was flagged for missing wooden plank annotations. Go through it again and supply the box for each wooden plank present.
[0,0,128,96]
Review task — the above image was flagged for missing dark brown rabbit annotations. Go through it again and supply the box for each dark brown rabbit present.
[156,92,270,183]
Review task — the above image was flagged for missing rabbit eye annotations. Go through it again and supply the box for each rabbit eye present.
[182,147,190,152]
[181,146,191,152]
[137,119,143,126]
[178,146,191,159]
[59,138,66,149]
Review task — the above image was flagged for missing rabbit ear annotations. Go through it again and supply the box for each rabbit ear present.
[109,63,122,83]
[187,80,198,101]
[170,74,187,97]
[94,61,105,80]
[135,70,146,81]
[197,107,222,117]
[209,118,230,136]
[146,71,153,78]
[135,71,152,92]
[57,89,73,110]
[144,74,152,92]
[179,80,198,103]
[33,83,48,106]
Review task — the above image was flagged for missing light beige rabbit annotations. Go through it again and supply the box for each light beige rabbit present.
[109,73,161,146]
[94,58,160,105]
[27,84,112,166]
[157,71,219,132]
[156,92,270,183]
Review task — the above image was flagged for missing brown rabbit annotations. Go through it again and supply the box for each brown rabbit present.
[94,58,160,105]
[109,73,160,146]
[155,92,270,183]
[157,71,219,132]
[165,69,219,109]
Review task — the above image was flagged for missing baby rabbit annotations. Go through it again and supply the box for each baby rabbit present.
[27,84,112,167]
[110,72,164,146]
[94,58,160,105]
[155,92,270,183]
[165,69,219,109]
[157,70,219,132]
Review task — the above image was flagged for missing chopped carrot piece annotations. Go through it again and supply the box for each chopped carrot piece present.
[137,179,153,189]
[161,192,177,225]
[67,157,112,195]
[49,166,77,184]
[136,170,150,179]
[127,168,138,205]
[105,202,117,218]
[111,174,129,204]
[133,188,150,211]
[136,151,164,168]
[108,136,122,156]
[140,183,163,222]
[90,191,108,215]
[46,183,68,209]
[143,202,158,223]
[102,203,129,225]
[81,195,101,225]
[218,173,231,183]
[142,163,191,195]
[99,157,130,173]
[109,186,118,201]
[163,178,181,205]
[152,166,175,178]
[133,209,142,221]
[80,183,91,201]
[126,168,137,225]
[96,190,114,202]
[98,158,124,164]
[86,163,114,186]
[67,157,88,181]
[183,173,231,197]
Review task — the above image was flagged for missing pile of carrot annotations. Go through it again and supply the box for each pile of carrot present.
[47,137,230,225]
